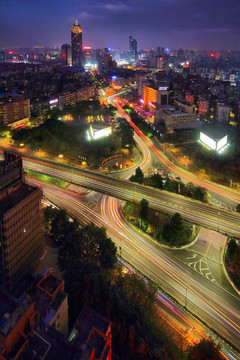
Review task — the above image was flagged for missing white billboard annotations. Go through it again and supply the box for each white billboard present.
[216,135,228,151]
[200,132,216,150]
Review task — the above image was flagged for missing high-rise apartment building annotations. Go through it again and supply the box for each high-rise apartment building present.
[143,85,169,107]
[0,152,43,293]
[129,35,137,60]
[71,20,82,67]
[61,43,72,66]
[0,98,30,127]
[217,104,231,123]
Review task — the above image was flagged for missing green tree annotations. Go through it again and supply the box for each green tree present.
[188,338,222,360]
[58,223,117,271]
[226,239,238,261]
[140,199,149,220]
[129,167,144,184]
[140,199,149,229]
[51,209,71,242]
[145,174,163,189]
[193,186,208,202]
[162,213,191,246]
[117,118,134,148]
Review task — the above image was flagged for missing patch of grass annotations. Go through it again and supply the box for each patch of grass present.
[25,169,66,187]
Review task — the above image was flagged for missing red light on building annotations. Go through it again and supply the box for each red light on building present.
[210,53,215,57]
[9,51,13,55]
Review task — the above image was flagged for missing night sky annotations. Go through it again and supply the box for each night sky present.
[1,0,240,50]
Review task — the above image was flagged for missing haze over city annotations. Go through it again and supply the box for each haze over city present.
[1,0,240,50]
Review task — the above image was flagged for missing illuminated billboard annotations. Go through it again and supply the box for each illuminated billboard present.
[200,132,216,150]
[88,124,112,140]
[49,98,59,109]
[200,132,228,152]
[216,135,228,151]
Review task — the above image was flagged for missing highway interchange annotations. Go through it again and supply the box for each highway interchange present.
[1,90,240,359]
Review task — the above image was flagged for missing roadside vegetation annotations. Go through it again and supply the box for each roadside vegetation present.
[43,207,221,359]
[123,199,197,247]
[225,238,240,290]
[130,167,208,202]
[25,169,66,187]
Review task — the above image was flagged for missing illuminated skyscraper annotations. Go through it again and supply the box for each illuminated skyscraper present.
[129,35,137,61]
[71,20,82,67]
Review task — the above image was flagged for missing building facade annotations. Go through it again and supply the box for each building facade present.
[129,36,137,61]
[143,85,169,107]
[217,104,231,123]
[61,43,72,66]
[71,20,82,67]
[0,152,44,293]
[0,98,30,126]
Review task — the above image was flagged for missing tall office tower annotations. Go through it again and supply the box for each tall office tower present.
[129,35,137,60]
[71,19,82,67]
[0,152,43,293]
[61,43,72,66]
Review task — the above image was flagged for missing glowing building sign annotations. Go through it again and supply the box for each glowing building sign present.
[200,132,216,150]
[216,135,228,151]
[49,98,59,110]
[49,98,58,105]
[89,124,112,140]
[200,132,228,152]
[159,86,168,91]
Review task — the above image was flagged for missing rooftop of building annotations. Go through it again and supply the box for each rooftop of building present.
[90,122,112,131]
[0,183,38,217]
[0,151,22,175]
[31,271,67,324]
[0,286,32,338]
[164,110,192,116]
[156,104,175,110]
[20,321,71,360]
[37,271,63,297]
[68,306,111,357]
[200,124,229,140]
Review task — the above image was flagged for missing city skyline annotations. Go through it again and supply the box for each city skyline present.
[1,0,240,51]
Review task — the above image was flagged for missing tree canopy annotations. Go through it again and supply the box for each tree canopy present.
[187,338,222,360]
[129,167,144,184]
[162,213,192,246]
[58,222,117,271]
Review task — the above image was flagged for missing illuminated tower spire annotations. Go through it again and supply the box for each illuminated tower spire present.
[71,20,82,67]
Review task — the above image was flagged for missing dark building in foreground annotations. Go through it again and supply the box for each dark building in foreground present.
[71,20,83,67]
[61,43,72,66]
[68,306,112,360]
[0,152,43,293]
[0,286,36,360]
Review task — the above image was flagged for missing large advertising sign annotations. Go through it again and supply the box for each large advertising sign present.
[216,135,228,151]
[200,132,216,150]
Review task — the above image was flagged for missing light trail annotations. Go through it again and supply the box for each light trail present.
[28,177,240,359]
[114,101,240,205]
